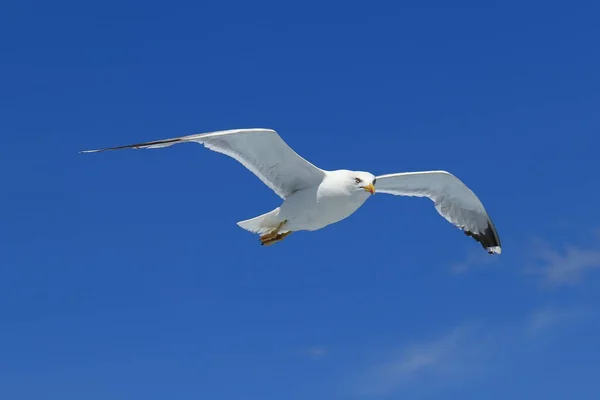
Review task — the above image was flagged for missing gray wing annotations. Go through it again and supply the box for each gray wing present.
[375,170,501,254]
[81,128,325,199]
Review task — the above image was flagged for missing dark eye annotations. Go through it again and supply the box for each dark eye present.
[355,178,362,184]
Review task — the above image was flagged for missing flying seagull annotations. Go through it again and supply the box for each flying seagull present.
[81,128,501,254]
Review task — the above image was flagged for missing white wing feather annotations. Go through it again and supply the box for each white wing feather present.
[81,128,325,199]
[375,171,501,254]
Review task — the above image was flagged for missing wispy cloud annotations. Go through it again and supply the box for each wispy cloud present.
[449,248,498,274]
[349,308,591,397]
[304,346,328,359]
[353,324,493,397]
[450,230,600,287]
[526,307,590,335]
[527,239,600,287]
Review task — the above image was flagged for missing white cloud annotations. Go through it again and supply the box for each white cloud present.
[527,239,600,287]
[349,308,591,397]
[304,346,328,359]
[353,324,493,397]
[449,248,498,274]
[526,308,589,334]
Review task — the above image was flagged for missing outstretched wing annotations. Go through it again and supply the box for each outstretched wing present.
[375,170,501,254]
[81,128,325,199]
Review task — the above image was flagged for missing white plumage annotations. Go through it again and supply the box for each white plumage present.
[81,128,501,254]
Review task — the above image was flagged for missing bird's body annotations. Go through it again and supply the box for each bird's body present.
[241,170,375,234]
[82,128,502,254]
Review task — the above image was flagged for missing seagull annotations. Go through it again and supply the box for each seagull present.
[81,128,501,254]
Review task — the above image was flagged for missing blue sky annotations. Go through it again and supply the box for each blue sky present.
[2,1,599,399]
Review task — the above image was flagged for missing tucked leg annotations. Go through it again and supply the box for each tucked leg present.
[259,220,287,244]
[261,231,293,246]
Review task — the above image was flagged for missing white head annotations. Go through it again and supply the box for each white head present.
[330,169,377,195]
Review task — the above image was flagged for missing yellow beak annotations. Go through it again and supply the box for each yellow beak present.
[363,183,375,194]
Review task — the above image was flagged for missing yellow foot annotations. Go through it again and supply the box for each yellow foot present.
[261,231,293,246]
[259,220,291,246]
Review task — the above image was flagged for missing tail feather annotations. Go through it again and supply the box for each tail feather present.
[237,208,281,235]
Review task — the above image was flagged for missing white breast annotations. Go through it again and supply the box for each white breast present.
[278,173,370,232]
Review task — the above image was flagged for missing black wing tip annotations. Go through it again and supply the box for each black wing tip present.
[79,137,183,154]
[464,221,502,255]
